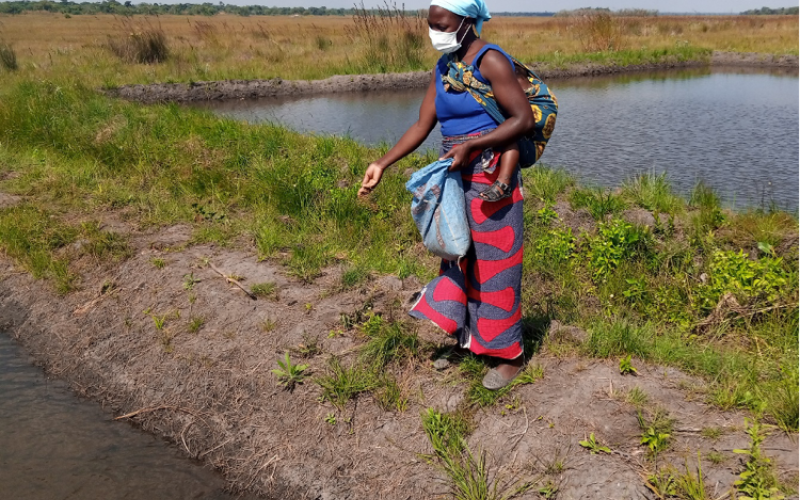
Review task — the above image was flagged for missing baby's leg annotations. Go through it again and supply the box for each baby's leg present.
[479,144,519,202]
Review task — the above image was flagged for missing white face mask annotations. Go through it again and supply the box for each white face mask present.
[428,17,468,54]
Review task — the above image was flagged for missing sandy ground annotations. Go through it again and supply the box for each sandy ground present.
[0,195,797,499]
[105,51,799,103]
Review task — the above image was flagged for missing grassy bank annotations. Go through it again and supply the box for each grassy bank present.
[0,80,797,433]
[0,13,796,87]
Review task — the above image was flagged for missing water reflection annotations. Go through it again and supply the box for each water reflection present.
[192,66,799,210]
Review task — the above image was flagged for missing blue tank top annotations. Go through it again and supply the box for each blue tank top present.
[435,44,515,137]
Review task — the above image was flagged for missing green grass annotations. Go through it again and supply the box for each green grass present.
[250,282,277,299]
[0,80,429,282]
[525,165,575,202]
[569,186,627,220]
[358,314,421,368]
[315,315,424,410]
[583,318,799,431]
[535,46,712,70]
[621,171,684,215]
[0,205,78,293]
[315,357,383,409]
[421,408,532,500]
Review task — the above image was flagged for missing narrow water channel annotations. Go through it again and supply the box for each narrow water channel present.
[0,333,259,500]
[193,66,800,210]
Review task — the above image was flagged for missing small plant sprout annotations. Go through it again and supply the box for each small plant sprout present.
[271,352,309,391]
[675,452,707,500]
[733,418,784,500]
[619,354,638,375]
[579,433,611,454]
[296,333,320,357]
[151,257,165,269]
[626,386,649,406]
[151,313,167,331]
[183,272,200,290]
[188,316,205,333]
[637,408,674,458]
[250,282,277,299]
[324,413,336,425]
[640,425,670,456]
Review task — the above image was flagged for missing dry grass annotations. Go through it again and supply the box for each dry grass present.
[0,12,795,87]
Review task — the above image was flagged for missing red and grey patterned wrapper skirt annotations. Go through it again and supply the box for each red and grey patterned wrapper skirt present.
[410,132,524,360]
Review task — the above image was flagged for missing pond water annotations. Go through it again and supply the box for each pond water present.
[0,332,260,500]
[194,66,800,210]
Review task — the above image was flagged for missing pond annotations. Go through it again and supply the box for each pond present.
[0,332,261,500]
[193,66,799,210]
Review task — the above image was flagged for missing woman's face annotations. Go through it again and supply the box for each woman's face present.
[427,6,467,33]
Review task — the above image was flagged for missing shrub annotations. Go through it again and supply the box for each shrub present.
[588,219,651,279]
[698,250,789,311]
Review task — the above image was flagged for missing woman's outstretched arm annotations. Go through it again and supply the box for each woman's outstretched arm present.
[358,71,439,196]
[440,50,534,171]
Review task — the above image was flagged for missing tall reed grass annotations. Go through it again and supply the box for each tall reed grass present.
[573,12,628,51]
[0,40,17,70]
[107,16,169,64]
[0,13,795,87]
[350,2,426,72]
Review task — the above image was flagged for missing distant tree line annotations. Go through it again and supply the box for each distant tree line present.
[0,1,375,16]
[740,6,799,15]
[493,12,554,17]
[0,2,555,17]
[554,7,659,17]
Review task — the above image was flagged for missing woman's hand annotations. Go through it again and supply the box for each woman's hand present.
[358,162,386,196]
[441,142,474,172]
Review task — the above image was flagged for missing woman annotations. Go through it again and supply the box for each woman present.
[358,0,534,389]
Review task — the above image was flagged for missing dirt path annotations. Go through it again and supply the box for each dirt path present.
[104,51,799,104]
[0,219,797,499]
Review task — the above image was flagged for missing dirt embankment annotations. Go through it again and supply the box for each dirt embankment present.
[1,208,797,499]
[105,51,799,104]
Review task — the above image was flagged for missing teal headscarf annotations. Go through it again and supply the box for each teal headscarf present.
[429,0,491,35]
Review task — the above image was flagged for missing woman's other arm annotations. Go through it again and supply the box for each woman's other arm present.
[358,71,439,196]
[440,51,534,171]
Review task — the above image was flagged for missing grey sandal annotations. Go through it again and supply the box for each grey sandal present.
[478,181,511,202]
[481,365,524,390]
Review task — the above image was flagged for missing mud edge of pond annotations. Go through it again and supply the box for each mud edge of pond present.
[105,51,799,104]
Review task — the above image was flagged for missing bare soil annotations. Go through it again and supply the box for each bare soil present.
[105,51,799,104]
[0,192,21,209]
[1,218,797,499]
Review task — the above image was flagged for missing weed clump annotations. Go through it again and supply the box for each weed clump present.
[734,419,786,500]
[315,314,420,410]
[315,357,381,408]
[622,172,683,214]
[0,40,17,71]
[107,17,169,64]
[421,408,531,500]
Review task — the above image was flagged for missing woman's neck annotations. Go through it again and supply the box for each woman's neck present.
[455,36,487,66]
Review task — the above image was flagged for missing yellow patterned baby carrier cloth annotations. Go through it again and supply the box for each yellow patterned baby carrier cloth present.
[443,53,558,168]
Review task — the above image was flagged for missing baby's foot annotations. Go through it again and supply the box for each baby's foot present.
[478,180,511,202]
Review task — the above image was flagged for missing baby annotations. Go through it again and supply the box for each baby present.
[477,66,533,202]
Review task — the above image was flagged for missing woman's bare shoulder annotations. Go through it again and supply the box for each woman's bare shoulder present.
[477,49,514,80]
